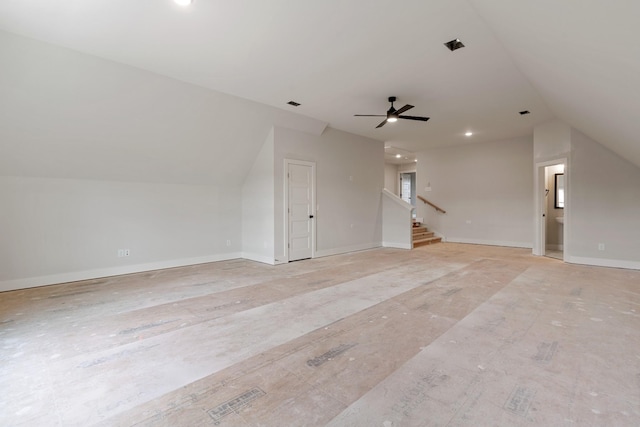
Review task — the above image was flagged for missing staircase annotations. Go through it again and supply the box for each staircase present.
[412,222,441,248]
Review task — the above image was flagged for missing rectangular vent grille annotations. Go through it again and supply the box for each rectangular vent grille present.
[444,38,465,51]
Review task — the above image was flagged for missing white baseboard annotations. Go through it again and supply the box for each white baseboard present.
[566,256,640,271]
[444,237,532,249]
[315,242,381,258]
[382,241,412,250]
[241,252,275,265]
[0,252,243,293]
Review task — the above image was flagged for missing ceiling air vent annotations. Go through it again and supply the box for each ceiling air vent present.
[519,110,531,115]
[444,38,465,52]
[287,101,301,107]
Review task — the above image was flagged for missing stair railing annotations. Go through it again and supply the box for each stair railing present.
[417,195,446,214]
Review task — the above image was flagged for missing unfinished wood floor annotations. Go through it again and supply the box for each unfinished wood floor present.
[1,243,639,426]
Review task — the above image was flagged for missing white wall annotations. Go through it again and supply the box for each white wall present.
[415,137,533,247]
[398,163,417,173]
[568,129,640,268]
[381,189,413,249]
[273,127,384,261]
[0,176,241,291]
[384,163,398,195]
[241,129,275,264]
[533,119,571,162]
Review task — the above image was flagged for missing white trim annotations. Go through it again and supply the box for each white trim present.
[445,237,532,249]
[0,252,243,293]
[284,159,317,262]
[382,188,413,210]
[382,242,412,250]
[315,242,381,258]
[566,256,640,271]
[545,244,564,251]
[241,252,275,265]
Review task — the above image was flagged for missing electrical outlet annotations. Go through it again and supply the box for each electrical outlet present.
[598,243,605,251]
[117,249,124,257]
[124,249,130,256]
[226,240,231,247]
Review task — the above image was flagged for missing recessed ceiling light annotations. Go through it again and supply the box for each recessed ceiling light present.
[395,154,402,159]
[465,131,473,137]
[174,0,193,5]
[444,38,465,52]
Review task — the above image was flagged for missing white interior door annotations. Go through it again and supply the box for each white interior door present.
[287,161,315,261]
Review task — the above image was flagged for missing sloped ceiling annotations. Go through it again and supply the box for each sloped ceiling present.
[469,0,640,167]
[0,0,638,168]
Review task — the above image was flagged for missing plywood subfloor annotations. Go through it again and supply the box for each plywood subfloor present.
[1,243,639,426]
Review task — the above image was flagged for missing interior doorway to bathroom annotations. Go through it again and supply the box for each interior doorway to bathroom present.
[534,159,567,260]
[544,164,565,259]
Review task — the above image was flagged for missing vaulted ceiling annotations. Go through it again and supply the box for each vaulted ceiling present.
[1,0,638,167]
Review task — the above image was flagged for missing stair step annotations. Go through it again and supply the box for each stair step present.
[412,226,427,234]
[413,236,442,248]
[412,231,434,239]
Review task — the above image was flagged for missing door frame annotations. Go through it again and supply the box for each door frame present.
[534,158,567,258]
[398,170,417,205]
[284,159,316,262]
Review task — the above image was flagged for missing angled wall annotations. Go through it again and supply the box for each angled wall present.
[0,31,326,291]
[567,129,640,269]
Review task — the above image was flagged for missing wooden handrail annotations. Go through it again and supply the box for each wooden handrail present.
[417,195,446,213]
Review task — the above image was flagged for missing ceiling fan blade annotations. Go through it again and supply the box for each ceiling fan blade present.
[398,115,430,122]
[394,104,414,115]
[376,119,388,128]
[354,114,385,117]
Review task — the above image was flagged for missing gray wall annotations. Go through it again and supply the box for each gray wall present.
[415,136,534,247]
[384,163,398,195]
[0,177,242,291]
[568,129,640,267]
[0,30,343,291]
[241,129,275,264]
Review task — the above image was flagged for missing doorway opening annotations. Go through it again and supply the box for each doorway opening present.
[534,159,567,260]
[400,172,416,206]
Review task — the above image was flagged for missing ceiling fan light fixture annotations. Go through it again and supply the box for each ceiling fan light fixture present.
[355,97,429,129]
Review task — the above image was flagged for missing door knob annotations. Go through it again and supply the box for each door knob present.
[309,215,314,218]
